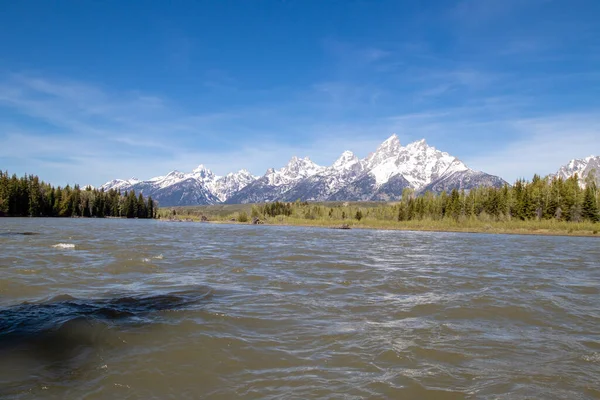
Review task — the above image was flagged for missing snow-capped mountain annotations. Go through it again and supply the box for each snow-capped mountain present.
[324,135,502,202]
[554,155,600,186]
[100,178,140,191]
[100,166,257,206]
[210,169,256,202]
[362,136,469,190]
[280,151,366,201]
[101,134,507,206]
[225,156,325,204]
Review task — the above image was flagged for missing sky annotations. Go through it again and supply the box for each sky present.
[1,0,599,186]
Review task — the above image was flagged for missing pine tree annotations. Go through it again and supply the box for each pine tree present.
[137,193,147,218]
[355,210,363,221]
[147,196,155,219]
[397,202,406,221]
[28,175,42,217]
[582,185,599,222]
[126,191,136,218]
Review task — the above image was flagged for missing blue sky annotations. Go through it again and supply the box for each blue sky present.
[1,0,599,186]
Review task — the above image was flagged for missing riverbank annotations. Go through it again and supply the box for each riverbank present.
[160,214,600,237]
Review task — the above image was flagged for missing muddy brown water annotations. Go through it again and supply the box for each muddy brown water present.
[0,218,599,399]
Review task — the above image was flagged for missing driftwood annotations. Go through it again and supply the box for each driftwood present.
[332,224,351,230]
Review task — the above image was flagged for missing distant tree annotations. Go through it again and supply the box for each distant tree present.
[355,210,363,221]
[397,202,406,221]
[137,193,147,218]
[148,196,155,219]
[28,175,42,217]
[582,185,599,222]
[125,191,136,218]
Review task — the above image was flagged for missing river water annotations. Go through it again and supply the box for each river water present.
[0,218,599,399]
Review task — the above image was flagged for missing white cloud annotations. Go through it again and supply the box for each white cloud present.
[2,72,599,189]
[465,114,600,182]
[0,74,395,185]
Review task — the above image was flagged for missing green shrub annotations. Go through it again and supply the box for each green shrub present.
[237,212,249,223]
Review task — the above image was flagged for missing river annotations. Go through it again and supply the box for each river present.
[0,218,599,399]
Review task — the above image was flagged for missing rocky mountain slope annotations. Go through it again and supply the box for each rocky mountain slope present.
[554,155,600,186]
[101,135,507,206]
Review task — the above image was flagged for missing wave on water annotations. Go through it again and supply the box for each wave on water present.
[0,287,213,356]
[0,287,213,396]
[142,254,164,263]
[0,287,213,337]
[52,243,76,249]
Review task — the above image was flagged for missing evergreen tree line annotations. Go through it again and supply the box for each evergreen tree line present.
[393,173,599,223]
[251,173,600,223]
[0,171,157,218]
[257,201,294,217]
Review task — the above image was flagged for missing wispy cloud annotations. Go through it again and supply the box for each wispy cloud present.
[0,74,394,185]
[322,38,392,67]
[2,38,599,187]
[466,113,600,181]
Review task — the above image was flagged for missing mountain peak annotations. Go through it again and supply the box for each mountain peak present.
[283,156,322,175]
[377,134,401,153]
[556,155,600,186]
[192,164,215,180]
[381,133,400,146]
[100,134,506,205]
[333,150,359,169]
[366,134,402,168]
[286,155,314,165]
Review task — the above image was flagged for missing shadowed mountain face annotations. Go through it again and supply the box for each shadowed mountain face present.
[0,288,213,396]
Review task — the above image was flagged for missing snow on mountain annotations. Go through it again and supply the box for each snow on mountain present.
[325,135,487,201]
[101,134,507,206]
[100,178,140,191]
[365,134,402,168]
[332,150,361,170]
[155,171,189,189]
[226,157,325,204]
[100,165,257,206]
[210,169,257,202]
[365,136,469,190]
[555,155,600,186]
[420,168,506,194]
[191,164,216,182]
[265,156,325,186]
[280,151,366,201]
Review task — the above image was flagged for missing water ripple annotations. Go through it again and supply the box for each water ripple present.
[0,218,598,399]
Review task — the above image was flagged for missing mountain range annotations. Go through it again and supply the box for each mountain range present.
[100,135,506,206]
[554,155,600,186]
[100,135,597,207]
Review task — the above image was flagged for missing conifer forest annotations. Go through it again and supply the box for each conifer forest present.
[0,171,156,218]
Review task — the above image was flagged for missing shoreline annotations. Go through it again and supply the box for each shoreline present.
[161,218,600,238]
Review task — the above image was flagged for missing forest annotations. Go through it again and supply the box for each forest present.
[0,171,156,218]
[2,170,599,227]
[162,172,599,237]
